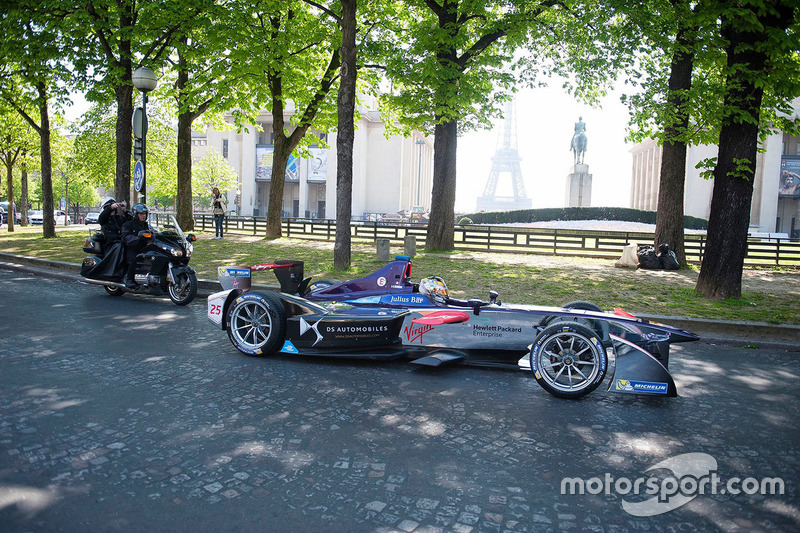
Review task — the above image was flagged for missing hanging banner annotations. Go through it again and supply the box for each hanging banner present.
[779,157,800,198]
[308,148,328,181]
[255,145,300,182]
[255,145,273,181]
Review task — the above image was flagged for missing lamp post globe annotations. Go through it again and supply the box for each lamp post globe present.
[132,67,157,205]
[132,67,158,93]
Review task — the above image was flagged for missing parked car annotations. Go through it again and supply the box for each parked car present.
[85,212,100,224]
[379,212,404,224]
[29,210,71,225]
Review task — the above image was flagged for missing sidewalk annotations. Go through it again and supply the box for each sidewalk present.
[1,251,798,351]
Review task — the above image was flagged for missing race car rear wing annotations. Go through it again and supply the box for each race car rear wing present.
[218,261,308,294]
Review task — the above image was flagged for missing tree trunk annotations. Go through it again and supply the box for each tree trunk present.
[696,12,769,299]
[175,40,195,231]
[38,85,55,238]
[334,0,357,270]
[5,159,14,232]
[425,120,457,250]
[20,163,28,225]
[176,110,194,230]
[654,21,695,266]
[266,135,290,238]
[114,77,134,205]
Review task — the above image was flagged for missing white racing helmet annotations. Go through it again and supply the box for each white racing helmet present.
[420,276,449,304]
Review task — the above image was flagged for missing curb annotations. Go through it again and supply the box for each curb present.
[1,252,798,352]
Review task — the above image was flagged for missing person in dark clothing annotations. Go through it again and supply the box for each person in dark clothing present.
[98,198,131,245]
[121,203,151,288]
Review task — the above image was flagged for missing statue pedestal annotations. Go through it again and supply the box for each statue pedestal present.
[565,164,592,207]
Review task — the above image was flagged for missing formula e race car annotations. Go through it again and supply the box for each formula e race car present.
[207,257,699,399]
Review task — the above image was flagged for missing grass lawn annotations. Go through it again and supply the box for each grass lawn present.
[1,224,798,325]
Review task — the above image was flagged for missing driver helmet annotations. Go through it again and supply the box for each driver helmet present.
[101,197,116,209]
[132,203,149,217]
[420,276,449,304]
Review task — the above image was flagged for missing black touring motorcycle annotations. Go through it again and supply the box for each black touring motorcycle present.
[80,214,198,305]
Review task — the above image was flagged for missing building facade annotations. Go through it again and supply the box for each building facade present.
[204,98,433,220]
[630,101,800,237]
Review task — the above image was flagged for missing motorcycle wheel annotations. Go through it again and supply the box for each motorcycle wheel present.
[226,291,287,356]
[168,271,198,306]
[306,279,341,293]
[104,285,125,297]
[530,322,607,399]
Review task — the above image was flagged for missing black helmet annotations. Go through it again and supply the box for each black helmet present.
[102,197,116,209]
[132,203,149,216]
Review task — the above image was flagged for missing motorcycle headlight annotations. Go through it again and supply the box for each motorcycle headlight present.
[157,242,183,257]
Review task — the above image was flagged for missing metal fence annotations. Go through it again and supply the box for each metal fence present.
[191,214,800,268]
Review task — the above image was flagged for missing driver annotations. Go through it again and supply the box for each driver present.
[121,203,151,288]
[420,276,449,305]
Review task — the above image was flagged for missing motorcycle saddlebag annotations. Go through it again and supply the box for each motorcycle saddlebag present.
[83,236,103,254]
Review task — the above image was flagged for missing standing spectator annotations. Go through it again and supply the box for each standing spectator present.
[211,187,227,240]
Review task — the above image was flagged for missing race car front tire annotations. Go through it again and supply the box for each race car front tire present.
[530,322,608,399]
[226,291,287,356]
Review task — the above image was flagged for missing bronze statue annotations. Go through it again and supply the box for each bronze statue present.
[570,117,587,165]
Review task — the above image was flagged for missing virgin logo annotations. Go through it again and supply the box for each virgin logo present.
[404,323,434,343]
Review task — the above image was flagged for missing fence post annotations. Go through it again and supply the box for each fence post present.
[377,238,390,261]
[404,235,417,257]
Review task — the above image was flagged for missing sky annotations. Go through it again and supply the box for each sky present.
[455,85,635,213]
[65,84,637,213]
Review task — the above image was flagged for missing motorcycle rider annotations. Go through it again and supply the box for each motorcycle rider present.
[121,203,151,288]
[97,197,131,250]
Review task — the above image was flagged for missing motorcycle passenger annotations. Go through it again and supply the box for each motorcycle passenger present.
[419,276,449,305]
[98,197,131,250]
[121,203,151,288]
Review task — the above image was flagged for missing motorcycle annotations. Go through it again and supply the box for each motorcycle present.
[80,214,198,305]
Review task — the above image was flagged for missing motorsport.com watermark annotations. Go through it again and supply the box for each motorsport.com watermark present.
[561,452,785,517]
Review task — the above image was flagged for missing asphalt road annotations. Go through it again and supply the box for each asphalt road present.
[0,266,798,532]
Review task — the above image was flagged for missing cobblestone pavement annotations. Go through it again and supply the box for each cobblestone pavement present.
[0,267,798,532]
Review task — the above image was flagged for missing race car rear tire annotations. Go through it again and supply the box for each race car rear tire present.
[530,322,607,399]
[307,279,341,292]
[562,300,602,312]
[226,291,287,356]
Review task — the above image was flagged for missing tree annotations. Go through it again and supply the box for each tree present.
[696,1,800,299]
[69,0,201,204]
[332,0,357,270]
[379,0,616,251]
[619,1,723,266]
[159,1,260,231]
[0,1,72,238]
[192,148,239,208]
[224,0,343,238]
[71,102,178,203]
[0,105,37,231]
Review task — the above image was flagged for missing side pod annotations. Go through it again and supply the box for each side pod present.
[609,334,677,397]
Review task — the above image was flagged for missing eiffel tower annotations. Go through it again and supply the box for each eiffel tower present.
[476,99,532,211]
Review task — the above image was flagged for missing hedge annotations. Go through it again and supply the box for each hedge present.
[463,207,708,230]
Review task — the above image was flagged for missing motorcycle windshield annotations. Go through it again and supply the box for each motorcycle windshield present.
[150,214,188,245]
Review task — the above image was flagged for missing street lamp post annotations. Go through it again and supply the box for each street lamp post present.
[415,139,425,207]
[132,67,158,205]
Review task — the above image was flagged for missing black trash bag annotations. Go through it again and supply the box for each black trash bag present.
[637,244,662,270]
[658,243,680,270]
